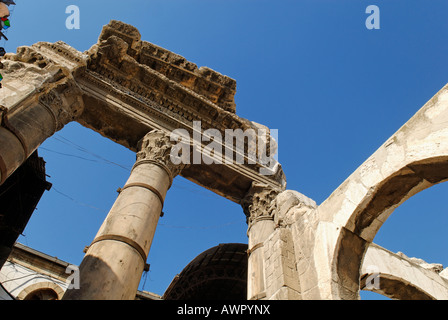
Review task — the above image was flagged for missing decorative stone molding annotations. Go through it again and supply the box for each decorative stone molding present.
[85,33,249,135]
[95,20,237,113]
[135,129,187,185]
[5,41,88,71]
[6,45,50,69]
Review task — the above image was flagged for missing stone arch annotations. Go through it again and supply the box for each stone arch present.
[17,281,65,300]
[361,274,434,300]
[360,243,448,300]
[333,158,448,299]
[315,83,448,299]
[351,156,448,241]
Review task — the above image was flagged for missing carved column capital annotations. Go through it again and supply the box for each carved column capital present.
[38,80,85,132]
[241,182,281,228]
[135,129,187,186]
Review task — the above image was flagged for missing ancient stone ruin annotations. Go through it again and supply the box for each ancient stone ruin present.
[0,20,447,300]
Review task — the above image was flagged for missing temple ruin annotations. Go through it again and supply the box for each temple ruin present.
[0,20,447,300]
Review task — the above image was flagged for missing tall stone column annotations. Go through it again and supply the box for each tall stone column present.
[241,182,280,300]
[0,82,84,185]
[63,130,185,300]
[0,40,86,186]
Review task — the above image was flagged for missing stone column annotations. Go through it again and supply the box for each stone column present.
[63,130,185,300]
[0,84,84,188]
[0,42,86,185]
[241,182,280,300]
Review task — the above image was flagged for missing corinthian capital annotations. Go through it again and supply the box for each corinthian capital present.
[241,182,281,227]
[38,80,85,132]
[135,129,186,183]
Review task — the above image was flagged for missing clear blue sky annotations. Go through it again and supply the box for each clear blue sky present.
[3,0,447,299]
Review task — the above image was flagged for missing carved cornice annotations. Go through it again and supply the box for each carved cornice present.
[78,31,283,175]
[86,35,248,134]
[6,41,87,72]
[134,129,187,186]
[7,45,51,69]
[96,20,237,113]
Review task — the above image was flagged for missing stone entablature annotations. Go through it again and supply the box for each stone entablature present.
[1,20,285,203]
[79,21,286,202]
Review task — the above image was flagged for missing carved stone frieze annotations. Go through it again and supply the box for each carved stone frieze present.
[6,45,50,69]
[95,20,237,113]
[86,34,247,133]
[4,40,88,73]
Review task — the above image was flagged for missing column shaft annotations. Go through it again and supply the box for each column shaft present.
[0,99,56,184]
[63,129,183,300]
[64,162,170,300]
[242,183,280,300]
[0,83,83,185]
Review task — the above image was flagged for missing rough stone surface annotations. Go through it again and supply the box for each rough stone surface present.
[361,244,448,300]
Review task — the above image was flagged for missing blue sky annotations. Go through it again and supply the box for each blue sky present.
[2,0,447,299]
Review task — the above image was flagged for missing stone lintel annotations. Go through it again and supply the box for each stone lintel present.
[77,20,286,202]
[1,20,286,202]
